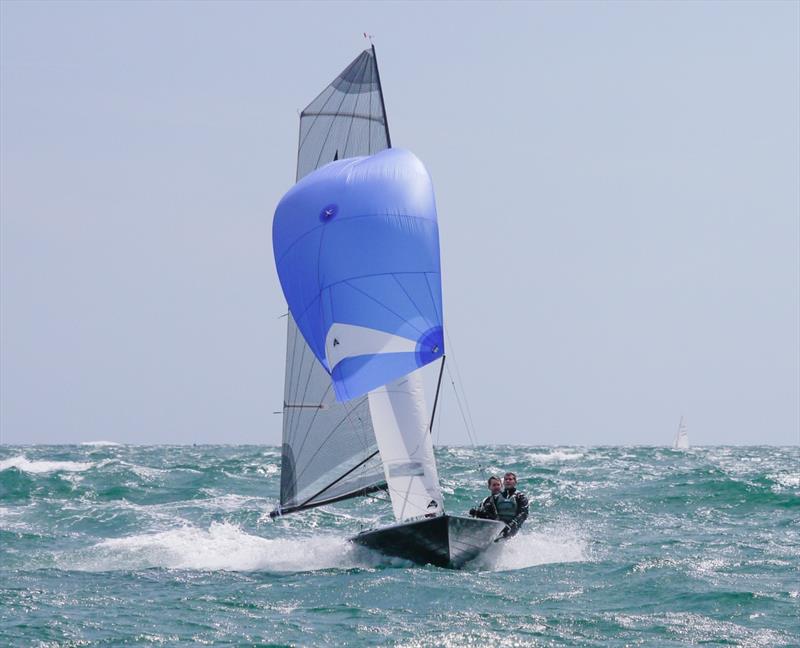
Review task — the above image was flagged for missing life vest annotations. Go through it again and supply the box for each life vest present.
[495,492,518,523]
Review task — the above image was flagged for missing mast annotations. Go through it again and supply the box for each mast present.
[371,44,392,148]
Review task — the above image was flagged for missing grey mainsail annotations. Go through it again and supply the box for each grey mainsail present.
[273,47,391,517]
[296,47,390,180]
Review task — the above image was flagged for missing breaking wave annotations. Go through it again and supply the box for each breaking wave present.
[0,455,93,474]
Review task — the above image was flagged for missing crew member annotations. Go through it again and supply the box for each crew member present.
[468,476,502,519]
[496,471,529,538]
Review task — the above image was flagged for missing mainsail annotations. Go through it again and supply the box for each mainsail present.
[273,47,391,516]
[272,47,445,523]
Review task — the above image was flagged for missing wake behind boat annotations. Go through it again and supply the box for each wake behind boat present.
[268,45,504,568]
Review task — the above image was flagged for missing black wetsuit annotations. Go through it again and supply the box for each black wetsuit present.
[470,493,500,520]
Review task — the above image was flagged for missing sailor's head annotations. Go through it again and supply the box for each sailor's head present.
[503,472,517,489]
[487,476,502,494]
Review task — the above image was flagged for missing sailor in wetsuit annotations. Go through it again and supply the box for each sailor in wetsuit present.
[495,471,529,538]
[469,476,502,519]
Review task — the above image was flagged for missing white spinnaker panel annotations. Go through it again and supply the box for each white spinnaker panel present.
[325,323,417,373]
[368,370,444,521]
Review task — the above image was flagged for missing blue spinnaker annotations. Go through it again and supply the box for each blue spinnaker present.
[273,148,444,401]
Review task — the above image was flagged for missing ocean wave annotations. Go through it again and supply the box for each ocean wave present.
[611,611,793,646]
[80,441,122,447]
[768,472,800,491]
[0,455,93,474]
[522,450,585,464]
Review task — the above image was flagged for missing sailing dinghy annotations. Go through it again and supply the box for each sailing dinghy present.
[269,46,505,568]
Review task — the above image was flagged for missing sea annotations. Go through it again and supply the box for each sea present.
[1,444,798,647]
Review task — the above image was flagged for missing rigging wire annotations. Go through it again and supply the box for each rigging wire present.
[444,329,480,444]
[442,329,485,474]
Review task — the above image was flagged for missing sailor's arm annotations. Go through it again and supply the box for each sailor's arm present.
[473,495,494,519]
[469,495,489,518]
[508,492,530,532]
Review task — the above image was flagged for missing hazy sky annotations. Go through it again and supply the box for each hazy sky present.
[1,1,798,446]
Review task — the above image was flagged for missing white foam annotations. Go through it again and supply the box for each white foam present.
[523,450,585,464]
[612,612,789,646]
[469,525,589,572]
[0,455,93,474]
[122,462,167,479]
[770,473,800,490]
[63,520,585,573]
[67,522,392,572]
[80,440,122,447]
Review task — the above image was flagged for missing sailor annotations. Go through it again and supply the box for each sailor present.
[469,476,502,519]
[496,471,529,538]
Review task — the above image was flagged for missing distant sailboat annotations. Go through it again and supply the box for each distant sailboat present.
[674,416,689,449]
[269,46,505,568]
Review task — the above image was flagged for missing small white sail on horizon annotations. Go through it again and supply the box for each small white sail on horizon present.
[674,416,689,449]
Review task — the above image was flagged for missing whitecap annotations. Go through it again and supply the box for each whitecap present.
[80,440,122,447]
[258,464,279,477]
[523,450,585,464]
[769,473,800,490]
[0,455,93,474]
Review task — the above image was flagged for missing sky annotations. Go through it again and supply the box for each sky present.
[1,1,798,446]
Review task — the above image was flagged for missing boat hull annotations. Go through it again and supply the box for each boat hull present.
[350,514,506,568]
